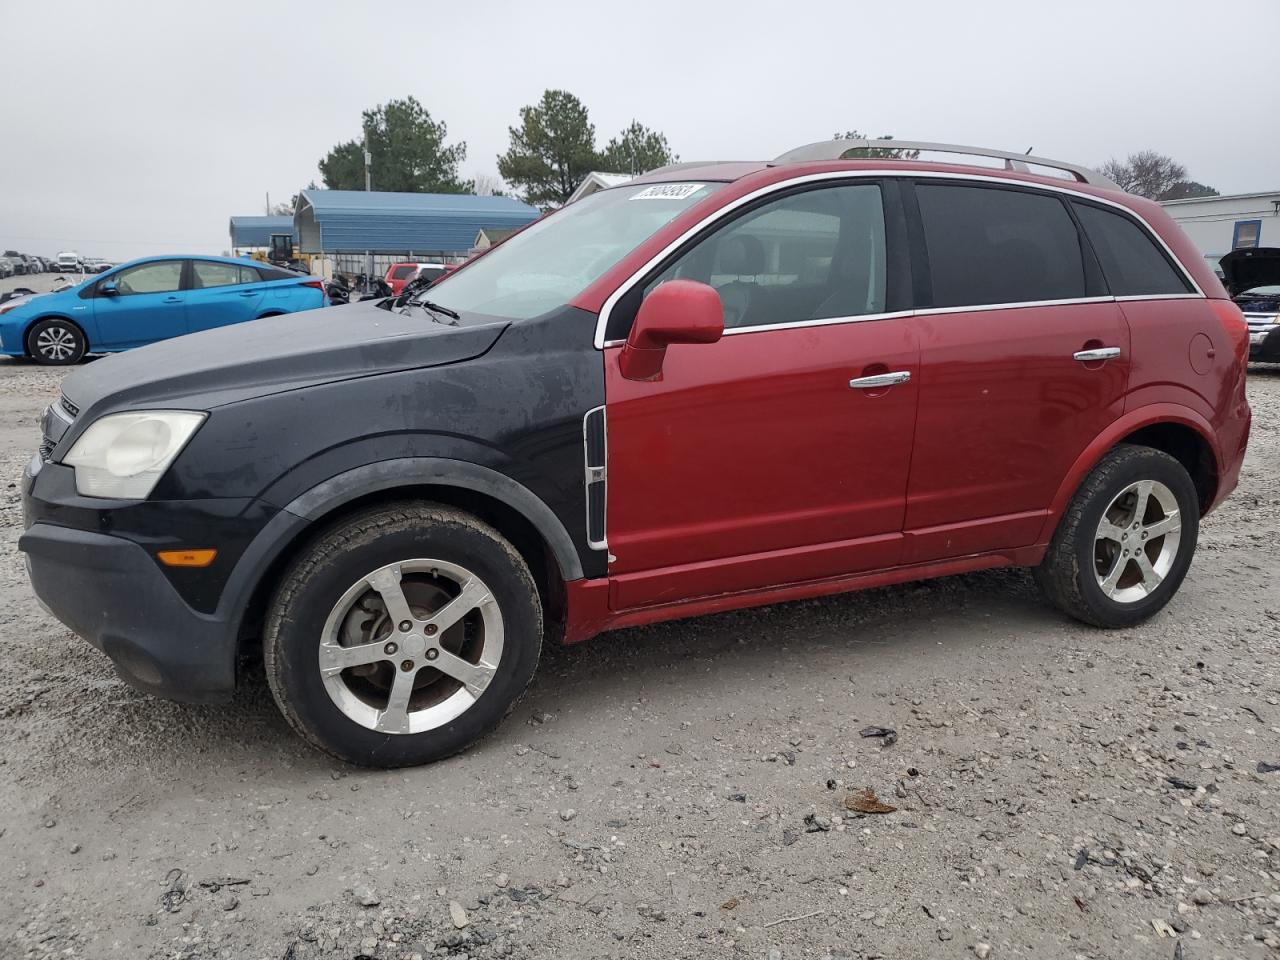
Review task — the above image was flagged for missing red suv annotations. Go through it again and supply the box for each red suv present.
[21,140,1251,766]
[385,262,447,295]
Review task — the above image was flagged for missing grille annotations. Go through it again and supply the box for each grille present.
[39,438,55,463]
[583,407,607,549]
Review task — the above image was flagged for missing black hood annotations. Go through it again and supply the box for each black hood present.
[1220,247,1280,297]
[62,302,507,415]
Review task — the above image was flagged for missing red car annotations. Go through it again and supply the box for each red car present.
[21,139,1251,766]
[384,262,448,295]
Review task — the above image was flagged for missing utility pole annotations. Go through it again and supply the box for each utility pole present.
[363,131,372,192]
[363,130,373,279]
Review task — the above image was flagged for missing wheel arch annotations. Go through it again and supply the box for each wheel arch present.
[1038,405,1222,544]
[231,458,581,661]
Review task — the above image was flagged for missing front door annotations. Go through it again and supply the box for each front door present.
[602,181,920,609]
[901,180,1130,561]
[91,259,187,349]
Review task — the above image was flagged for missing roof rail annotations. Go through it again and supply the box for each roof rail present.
[773,139,1120,191]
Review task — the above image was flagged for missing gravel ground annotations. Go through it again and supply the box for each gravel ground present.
[0,319,1277,959]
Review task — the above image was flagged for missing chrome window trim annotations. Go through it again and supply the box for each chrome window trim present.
[592,169,1205,349]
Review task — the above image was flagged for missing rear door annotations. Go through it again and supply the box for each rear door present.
[903,180,1130,561]
[603,180,921,608]
[91,259,187,348]
[187,260,267,333]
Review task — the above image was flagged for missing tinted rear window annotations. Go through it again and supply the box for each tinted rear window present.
[915,183,1086,308]
[390,265,416,280]
[1071,202,1191,297]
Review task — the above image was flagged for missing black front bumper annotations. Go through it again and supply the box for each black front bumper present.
[22,521,239,702]
[1250,325,1280,362]
[19,457,310,703]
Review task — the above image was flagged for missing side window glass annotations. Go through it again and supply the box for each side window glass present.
[238,265,263,284]
[915,184,1087,308]
[110,261,183,296]
[643,183,886,330]
[191,261,243,289]
[1071,202,1192,297]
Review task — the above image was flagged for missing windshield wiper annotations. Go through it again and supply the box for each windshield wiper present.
[409,298,460,321]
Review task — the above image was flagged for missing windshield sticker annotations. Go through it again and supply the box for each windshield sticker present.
[630,183,706,201]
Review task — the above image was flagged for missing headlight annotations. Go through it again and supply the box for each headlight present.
[63,410,206,499]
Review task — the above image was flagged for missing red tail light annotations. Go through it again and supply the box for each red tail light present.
[302,279,325,291]
[1211,299,1250,367]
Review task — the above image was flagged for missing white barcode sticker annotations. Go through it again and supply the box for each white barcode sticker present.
[630,183,705,201]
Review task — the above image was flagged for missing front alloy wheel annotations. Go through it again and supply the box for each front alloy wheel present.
[319,559,504,735]
[27,318,87,365]
[265,503,543,767]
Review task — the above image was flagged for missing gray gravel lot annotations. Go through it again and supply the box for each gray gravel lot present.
[0,287,1277,958]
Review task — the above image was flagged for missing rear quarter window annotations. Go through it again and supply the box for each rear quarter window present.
[1071,202,1192,297]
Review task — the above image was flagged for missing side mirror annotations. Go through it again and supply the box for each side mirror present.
[99,281,118,296]
[619,279,723,381]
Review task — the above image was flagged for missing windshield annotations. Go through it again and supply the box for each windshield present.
[420,182,724,322]
[1241,284,1280,296]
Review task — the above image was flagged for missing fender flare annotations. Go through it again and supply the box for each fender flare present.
[1036,403,1221,543]
[282,457,584,581]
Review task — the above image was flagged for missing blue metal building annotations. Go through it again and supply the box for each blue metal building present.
[228,215,298,250]
[294,190,541,256]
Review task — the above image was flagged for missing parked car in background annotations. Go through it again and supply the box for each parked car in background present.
[4,251,29,275]
[56,251,82,274]
[0,254,326,364]
[384,261,448,296]
[1221,247,1280,362]
[16,139,1251,767]
[0,257,13,279]
[84,258,113,273]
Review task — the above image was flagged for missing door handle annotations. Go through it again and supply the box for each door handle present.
[849,370,911,389]
[1073,347,1120,362]
[238,290,257,296]
[162,296,183,303]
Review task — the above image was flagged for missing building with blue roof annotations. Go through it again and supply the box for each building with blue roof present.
[228,215,298,251]
[294,190,541,257]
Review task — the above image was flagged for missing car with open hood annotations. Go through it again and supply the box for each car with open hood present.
[1219,247,1280,362]
[20,139,1252,767]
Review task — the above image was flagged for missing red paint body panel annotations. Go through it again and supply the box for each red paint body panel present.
[602,317,919,608]
[902,301,1130,561]
[554,158,1251,648]
[561,545,1046,645]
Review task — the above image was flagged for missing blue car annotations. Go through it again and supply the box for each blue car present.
[0,255,327,365]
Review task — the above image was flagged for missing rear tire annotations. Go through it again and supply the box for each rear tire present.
[1034,444,1199,628]
[264,503,543,767]
[26,318,87,365]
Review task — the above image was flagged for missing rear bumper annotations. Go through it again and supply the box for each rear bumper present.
[20,522,238,702]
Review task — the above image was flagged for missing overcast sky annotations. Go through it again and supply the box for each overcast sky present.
[1,0,1277,260]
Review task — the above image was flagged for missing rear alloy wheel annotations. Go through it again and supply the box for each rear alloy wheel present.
[26,319,86,365]
[264,503,542,767]
[1034,444,1199,628]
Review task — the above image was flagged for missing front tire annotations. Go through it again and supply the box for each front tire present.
[264,503,543,767]
[1034,444,1199,628]
[26,318,87,365]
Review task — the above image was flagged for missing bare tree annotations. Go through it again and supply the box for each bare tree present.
[1099,151,1217,200]
[472,174,505,197]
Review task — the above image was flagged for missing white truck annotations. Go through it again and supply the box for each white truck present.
[55,251,83,274]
